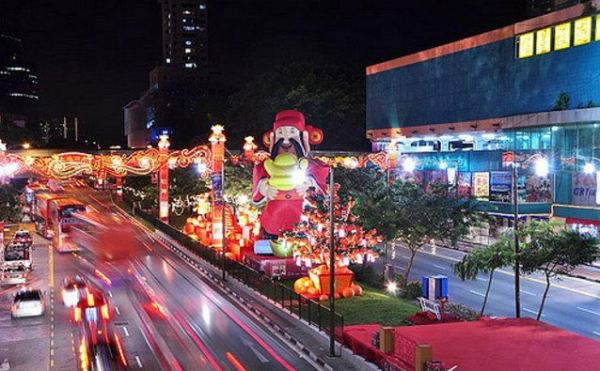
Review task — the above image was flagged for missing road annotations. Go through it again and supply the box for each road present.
[392,243,600,340]
[1,186,315,370]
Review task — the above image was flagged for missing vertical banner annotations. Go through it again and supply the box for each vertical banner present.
[209,126,226,249]
[473,172,490,199]
[490,171,512,202]
[457,172,472,197]
[572,173,597,206]
[158,164,169,223]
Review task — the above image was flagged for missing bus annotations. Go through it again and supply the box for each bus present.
[34,193,62,239]
[1,243,32,285]
[49,198,87,253]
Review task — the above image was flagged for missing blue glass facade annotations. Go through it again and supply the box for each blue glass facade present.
[367,38,600,131]
[367,10,600,225]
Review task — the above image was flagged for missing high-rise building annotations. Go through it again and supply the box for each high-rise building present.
[157,0,208,71]
[0,33,39,128]
[125,1,209,148]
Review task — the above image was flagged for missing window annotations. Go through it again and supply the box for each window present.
[536,27,551,54]
[518,32,534,58]
[166,58,171,63]
[596,15,600,41]
[554,22,571,50]
[199,4,206,10]
[185,63,197,68]
[185,40,192,45]
[185,48,191,53]
[183,10,191,15]
[183,26,195,31]
[574,16,592,46]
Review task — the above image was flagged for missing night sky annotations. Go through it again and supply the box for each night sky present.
[1,0,526,146]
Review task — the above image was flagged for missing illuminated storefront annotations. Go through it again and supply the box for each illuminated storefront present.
[366,1,600,235]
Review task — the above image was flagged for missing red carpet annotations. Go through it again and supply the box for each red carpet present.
[343,318,600,371]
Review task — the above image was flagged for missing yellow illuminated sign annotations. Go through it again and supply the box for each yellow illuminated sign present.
[574,17,592,46]
[554,22,571,50]
[536,28,551,54]
[518,32,534,58]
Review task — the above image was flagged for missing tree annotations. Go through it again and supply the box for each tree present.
[0,183,22,222]
[226,60,369,151]
[353,179,479,280]
[454,236,514,315]
[351,176,402,279]
[520,221,599,320]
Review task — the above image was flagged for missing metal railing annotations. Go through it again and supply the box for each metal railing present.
[127,204,344,339]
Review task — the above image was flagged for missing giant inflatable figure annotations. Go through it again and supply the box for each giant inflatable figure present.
[252,110,329,245]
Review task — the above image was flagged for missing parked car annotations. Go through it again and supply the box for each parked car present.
[11,289,45,318]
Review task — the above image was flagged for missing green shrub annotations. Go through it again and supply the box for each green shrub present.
[401,280,422,300]
[444,302,481,321]
[349,263,385,289]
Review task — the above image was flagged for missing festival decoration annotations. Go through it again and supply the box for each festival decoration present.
[288,187,381,300]
[252,110,330,250]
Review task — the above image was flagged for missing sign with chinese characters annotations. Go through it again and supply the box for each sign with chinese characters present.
[473,172,490,199]
[554,22,571,50]
[574,16,592,46]
[518,32,534,58]
[536,27,551,54]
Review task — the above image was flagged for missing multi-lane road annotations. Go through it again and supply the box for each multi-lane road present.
[1,186,315,370]
[393,243,600,340]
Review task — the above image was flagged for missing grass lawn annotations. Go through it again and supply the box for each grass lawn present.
[332,284,420,326]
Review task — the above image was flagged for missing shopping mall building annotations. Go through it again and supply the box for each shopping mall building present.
[366,1,600,238]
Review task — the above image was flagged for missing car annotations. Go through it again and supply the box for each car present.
[62,275,87,307]
[12,230,33,246]
[11,289,45,318]
[73,288,111,325]
[78,328,128,371]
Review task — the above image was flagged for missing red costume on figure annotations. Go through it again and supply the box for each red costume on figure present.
[253,158,329,235]
[252,110,329,237]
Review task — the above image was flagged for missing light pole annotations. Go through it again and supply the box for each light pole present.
[509,153,549,318]
[328,167,336,357]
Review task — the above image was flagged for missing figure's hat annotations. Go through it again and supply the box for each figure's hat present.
[263,110,324,147]
[273,110,306,131]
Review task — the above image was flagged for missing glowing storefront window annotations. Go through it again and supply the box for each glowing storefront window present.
[518,32,534,58]
[574,16,592,46]
[535,28,551,54]
[596,15,600,41]
[554,22,571,50]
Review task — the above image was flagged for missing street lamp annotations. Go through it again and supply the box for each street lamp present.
[22,142,31,150]
[402,157,417,173]
[510,153,549,318]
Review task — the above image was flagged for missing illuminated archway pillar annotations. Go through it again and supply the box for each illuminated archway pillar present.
[96,170,107,189]
[209,125,226,249]
[157,135,170,223]
[115,176,123,201]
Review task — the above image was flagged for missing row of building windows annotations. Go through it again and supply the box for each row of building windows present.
[8,92,38,99]
[517,14,600,58]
